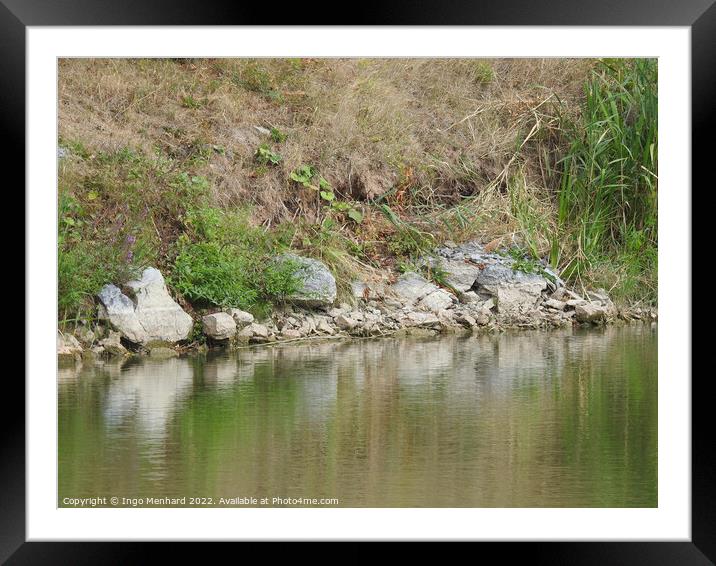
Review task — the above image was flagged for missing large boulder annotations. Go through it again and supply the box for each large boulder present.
[98,267,193,345]
[279,254,337,308]
[474,264,547,314]
[202,312,237,340]
[434,259,483,292]
[392,272,440,304]
[391,272,457,313]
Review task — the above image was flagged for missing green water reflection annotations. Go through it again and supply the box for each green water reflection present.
[58,324,657,507]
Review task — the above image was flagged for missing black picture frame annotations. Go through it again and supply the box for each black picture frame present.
[6,0,707,560]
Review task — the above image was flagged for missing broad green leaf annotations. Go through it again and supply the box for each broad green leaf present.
[347,208,363,223]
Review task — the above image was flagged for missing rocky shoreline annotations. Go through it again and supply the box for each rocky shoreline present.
[57,240,657,363]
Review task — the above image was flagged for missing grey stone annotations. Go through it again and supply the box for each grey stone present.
[202,312,237,340]
[316,320,335,335]
[404,311,441,328]
[457,313,477,327]
[575,303,609,323]
[281,328,303,339]
[98,268,193,345]
[435,259,482,292]
[279,254,337,307]
[100,331,128,357]
[227,308,254,327]
[472,264,547,314]
[475,309,491,326]
[495,284,546,314]
[73,325,97,347]
[335,314,358,330]
[458,290,481,304]
[392,272,439,304]
[384,298,404,309]
[419,289,455,313]
[544,298,566,311]
[90,345,106,357]
[57,331,83,362]
[240,323,270,339]
[475,263,547,291]
[586,288,610,302]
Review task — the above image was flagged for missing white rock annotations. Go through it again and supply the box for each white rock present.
[57,331,83,361]
[227,308,254,327]
[245,323,270,338]
[435,259,482,292]
[419,289,455,313]
[495,283,546,314]
[98,268,193,345]
[392,272,438,304]
[404,311,440,328]
[202,312,237,340]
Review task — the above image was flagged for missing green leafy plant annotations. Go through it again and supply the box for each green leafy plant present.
[289,164,319,188]
[270,127,287,143]
[499,247,556,283]
[255,143,282,166]
[181,94,203,109]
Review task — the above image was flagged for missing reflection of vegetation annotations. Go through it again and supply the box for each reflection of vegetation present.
[58,327,656,507]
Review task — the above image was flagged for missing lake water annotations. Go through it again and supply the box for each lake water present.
[58,324,657,507]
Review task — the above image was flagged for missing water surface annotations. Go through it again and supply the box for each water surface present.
[59,324,657,507]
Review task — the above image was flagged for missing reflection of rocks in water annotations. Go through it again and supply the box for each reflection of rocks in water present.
[202,354,241,387]
[103,357,194,441]
[100,325,644,440]
[466,326,635,396]
[269,344,339,418]
[58,361,83,384]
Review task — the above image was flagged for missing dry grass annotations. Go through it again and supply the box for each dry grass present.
[62,58,662,315]
[59,58,593,228]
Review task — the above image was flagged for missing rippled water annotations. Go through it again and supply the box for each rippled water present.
[58,324,657,507]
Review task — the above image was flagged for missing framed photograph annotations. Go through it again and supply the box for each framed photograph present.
[8,0,708,559]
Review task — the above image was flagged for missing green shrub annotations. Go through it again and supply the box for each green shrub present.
[171,240,259,307]
[170,206,301,311]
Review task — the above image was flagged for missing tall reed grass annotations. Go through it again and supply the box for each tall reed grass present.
[555,59,657,302]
